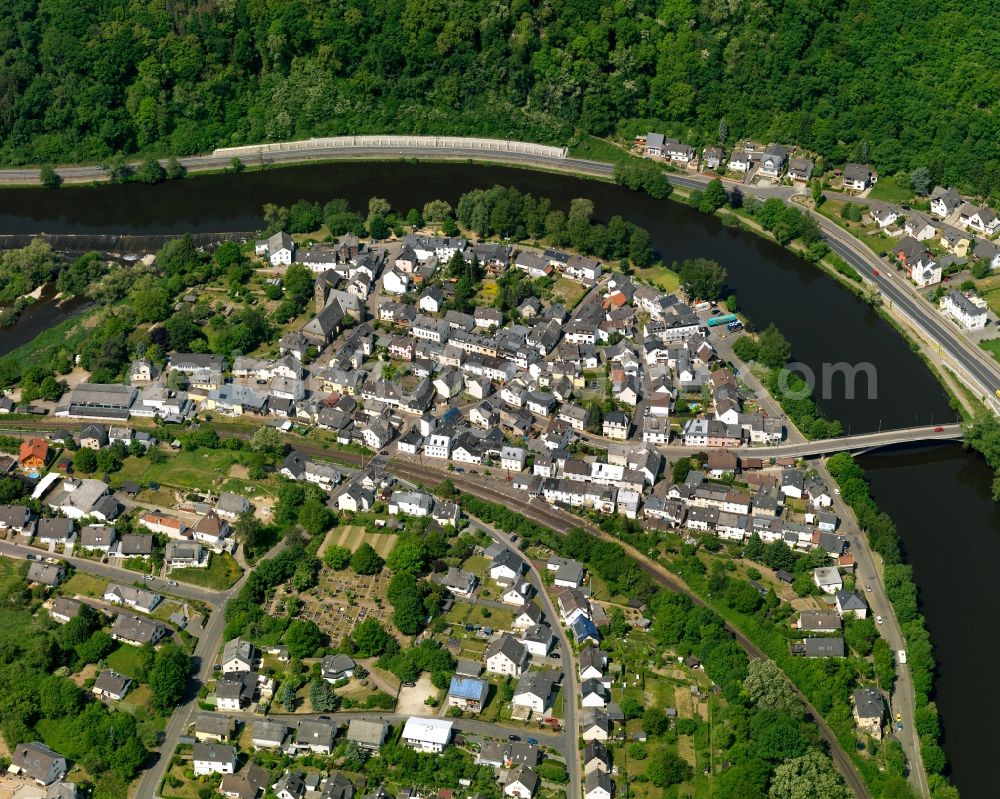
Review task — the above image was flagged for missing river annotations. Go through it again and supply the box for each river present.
[0,161,989,792]
[859,445,997,797]
[0,284,88,359]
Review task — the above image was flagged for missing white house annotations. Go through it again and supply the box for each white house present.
[813,566,843,595]
[382,267,410,295]
[842,163,875,192]
[490,549,526,583]
[401,717,453,753]
[500,446,526,472]
[192,742,237,776]
[941,289,988,330]
[485,634,529,676]
[930,186,961,218]
[909,256,941,288]
[958,203,1000,235]
[504,767,540,799]
[512,671,555,714]
[585,770,613,799]
[256,231,294,266]
[388,490,433,517]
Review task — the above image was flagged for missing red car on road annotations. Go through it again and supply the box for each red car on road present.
[933,426,944,432]
[872,269,880,276]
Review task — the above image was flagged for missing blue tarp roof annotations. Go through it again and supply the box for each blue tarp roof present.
[449,675,488,700]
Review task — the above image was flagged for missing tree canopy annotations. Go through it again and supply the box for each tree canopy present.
[1,0,998,198]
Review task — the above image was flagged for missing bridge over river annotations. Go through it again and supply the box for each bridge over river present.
[654,423,964,459]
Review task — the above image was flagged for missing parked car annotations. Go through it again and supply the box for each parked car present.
[876,615,883,625]
[933,426,944,432]
[508,734,521,742]
[527,738,539,745]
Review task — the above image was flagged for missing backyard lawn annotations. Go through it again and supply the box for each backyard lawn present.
[551,276,589,309]
[632,264,680,293]
[115,448,246,491]
[866,174,913,203]
[105,644,148,679]
[60,571,110,599]
[170,552,242,590]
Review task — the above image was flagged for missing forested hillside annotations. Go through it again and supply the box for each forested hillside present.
[2,0,999,195]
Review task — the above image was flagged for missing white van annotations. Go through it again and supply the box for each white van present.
[898,650,907,665]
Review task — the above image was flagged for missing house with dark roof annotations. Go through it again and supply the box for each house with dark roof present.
[92,670,132,701]
[11,742,67,785]
[485,634,529,676]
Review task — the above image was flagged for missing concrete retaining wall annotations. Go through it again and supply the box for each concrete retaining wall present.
[213,136,567,160]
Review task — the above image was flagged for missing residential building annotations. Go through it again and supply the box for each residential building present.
[11,743,67,785]
[512,671,555,714]
[192,742,237,776]
[447,676,489,714]
[401,717,453,753]
[585,770,613,799]
[221,637,258,673]
[504,767,539,799]
[110,614,167,646]
[92,670,131,701]
[485,634,529,676]
[853,687,885,740]
[842,163,876,192]
[346,719,389,752]
[941,289,988,331]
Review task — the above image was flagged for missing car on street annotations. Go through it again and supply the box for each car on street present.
[834,488,841,494]
[896,712,902,721]
[402,682,416,688]
[25,554,37,560]
[897,721,904,731]
[548,652,561,659]
[455,467,464,473]
[872,269,880,276]
[866,583,872,592]
[933,426,944,432]
[876,615,883,624]
[508,734,521,742]
[168,580,178,587]
[527,738,539,745]
[898,650,907,664]
[144,574,154,581]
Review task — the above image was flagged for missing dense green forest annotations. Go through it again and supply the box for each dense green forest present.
[1,0,999,195]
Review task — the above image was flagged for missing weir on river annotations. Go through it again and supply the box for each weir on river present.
[0,231,256,253]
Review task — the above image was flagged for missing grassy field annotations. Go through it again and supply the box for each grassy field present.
[170,552,242,589]
[105,644,147,679]
[867,174,913,203]
[632,264,680,293]
[551,276,589,309]
[115,448,249,492]
[980,337,1000,364]
[60,571,109,599]
[322,526,398,557]
[568,134,631,164]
